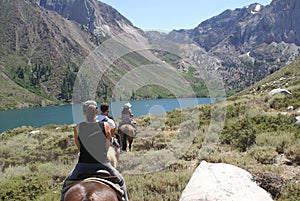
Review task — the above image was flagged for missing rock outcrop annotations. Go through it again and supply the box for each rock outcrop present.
[268,88,292,96]
[180,161,273,201]
[39,0,143,37]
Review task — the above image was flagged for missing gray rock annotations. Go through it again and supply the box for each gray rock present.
[180,160,273,201]
[269,88,292,96]
[296,116,300,128]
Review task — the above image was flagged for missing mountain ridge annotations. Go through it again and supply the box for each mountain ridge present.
[160,0,300,91]
[1,0,300,110]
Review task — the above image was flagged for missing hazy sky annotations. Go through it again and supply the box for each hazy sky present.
[99,0,272,31]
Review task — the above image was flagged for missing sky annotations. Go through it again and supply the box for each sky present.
[99,0,272,32]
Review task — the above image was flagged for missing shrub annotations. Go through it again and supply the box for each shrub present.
[278,180,300,201]
[0,173,50,201]
[221,119,256,151]
[124,169,193,201]
[181,144,201,161]
[225,104,247,119]
[248,146,278,164]
[204,150,258,169]
[255,132,295,154]
[1,126,35,140]
[199,104,212,122]
[284,143,300,164]
[165,109,181,129]
[221,114,299,152]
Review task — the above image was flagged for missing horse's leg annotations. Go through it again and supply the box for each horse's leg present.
[123,133,127,151]
[116,133,121,146]
[120,130,127,151]
[128,136,133,151]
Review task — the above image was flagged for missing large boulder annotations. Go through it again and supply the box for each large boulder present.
[180,161,273,201]
[268,88,291,96]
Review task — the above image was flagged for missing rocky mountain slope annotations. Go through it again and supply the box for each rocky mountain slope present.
[38,0,143,37]
[150,0,300,91]
[0,0,96,109]
[0,0,145,109]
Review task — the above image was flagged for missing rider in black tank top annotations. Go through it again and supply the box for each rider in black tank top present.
[78,122,109,163]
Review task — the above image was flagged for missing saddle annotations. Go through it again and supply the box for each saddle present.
[84,177,124,201]
[63,170,124,201]
[77,170,120,183]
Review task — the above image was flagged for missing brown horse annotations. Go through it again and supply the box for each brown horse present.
[64,179,121,201]
[63,147,121,201]
[118,124,136,151]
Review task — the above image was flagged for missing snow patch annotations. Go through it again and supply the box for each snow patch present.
[251,4,262,14]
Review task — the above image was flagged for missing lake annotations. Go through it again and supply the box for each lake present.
[0,98,213,133]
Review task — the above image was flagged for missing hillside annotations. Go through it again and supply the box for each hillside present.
[0,67,55,109]
[0,0,97,109]
[0,58,299,200]
[0,0,151,108]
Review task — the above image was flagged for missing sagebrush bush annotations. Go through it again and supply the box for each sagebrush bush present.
[278,180,300,201]
[1,126,35,140]
[0,173,51,201]
[284,143,300,164]
[124,169,193,201]
[248,146,278,165]
[221,114,299,152]
[255,132,295,154]
[221,119,256,151]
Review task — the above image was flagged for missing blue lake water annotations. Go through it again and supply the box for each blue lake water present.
[0,98,213,133]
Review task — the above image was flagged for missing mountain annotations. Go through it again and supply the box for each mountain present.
[156,0,300,91]
[38,0,143,37]
[0,0,146,109]
[1,0,300,110]
[0,0,97,109]
[167,1,300,50]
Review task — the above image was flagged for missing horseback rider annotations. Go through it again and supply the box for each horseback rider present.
[96,102,121,150]
[119,102,137,134]
[61,100,129,201]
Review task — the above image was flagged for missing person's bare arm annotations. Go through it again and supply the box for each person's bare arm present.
[74,125,80,152]
[129,109,134,117]
[111,128,116,138]
[104,122,111,151]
